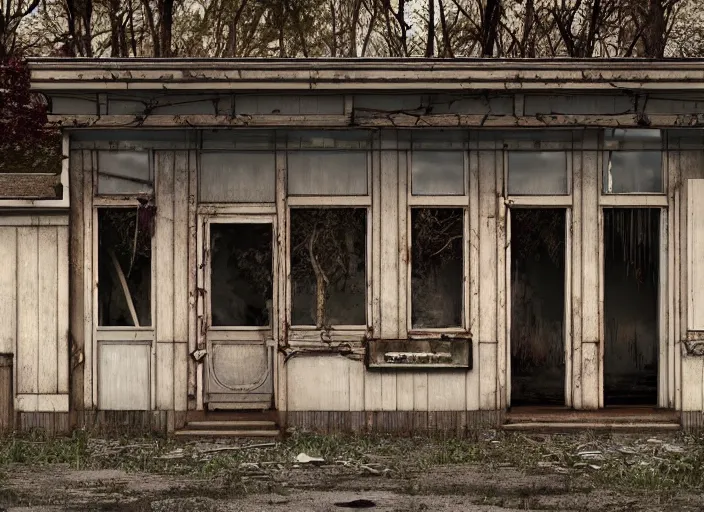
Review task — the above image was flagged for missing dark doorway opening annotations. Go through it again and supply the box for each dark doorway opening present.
[510,209,566,407]
[604,208,659,406]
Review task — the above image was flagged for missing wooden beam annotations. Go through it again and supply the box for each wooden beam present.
[48,113,704,129]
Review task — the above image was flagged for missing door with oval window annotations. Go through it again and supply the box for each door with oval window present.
[201,215,276,409]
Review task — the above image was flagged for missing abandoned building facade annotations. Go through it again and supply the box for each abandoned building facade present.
[3,59,704,433]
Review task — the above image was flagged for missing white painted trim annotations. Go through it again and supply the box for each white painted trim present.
[564,209,573,407]
[600,195,668,207]
[660,208,670,408]
[15,394,69,412]
[287,196,371,207]
[31,58,704,92]
[504,208,512,408]
[0,216,68,226]
[95,330,155,342]
[197,205,276,215]
[408,196,469,206]
[506,196,573,207]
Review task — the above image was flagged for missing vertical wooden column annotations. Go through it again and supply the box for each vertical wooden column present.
[275,148,288,412]
[155,151,176,410]
[571,136,583,409]
[477,140,499,410]
[173,151,190,412]
[187,149,198,411]
[580,131,600,409]
[82,151,94,409]
[396,142,416,412]
[69,150,86,411]
[377,131,399,411]
[466,139,480,411]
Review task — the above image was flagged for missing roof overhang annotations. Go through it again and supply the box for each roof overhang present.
[28,58,704,92]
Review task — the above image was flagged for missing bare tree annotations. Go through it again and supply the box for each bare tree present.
[0,0,41,57]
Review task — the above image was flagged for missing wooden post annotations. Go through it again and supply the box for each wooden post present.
[0,354,13,432]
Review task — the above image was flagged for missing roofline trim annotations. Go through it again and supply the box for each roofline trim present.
[27,58,704,92]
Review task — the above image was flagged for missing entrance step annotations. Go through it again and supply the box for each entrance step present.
[186,420,277,430]
[503,422,680,433]
[176,411,281,439]
[503,407,681,433]
[174,429,281,439]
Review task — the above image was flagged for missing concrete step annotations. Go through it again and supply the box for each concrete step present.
[186,420,277,430]
[502,421,680,433]
[174,429,281,438]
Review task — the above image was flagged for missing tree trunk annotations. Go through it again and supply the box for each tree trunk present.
[641,0,668,57]
[438,0,453,58]
[481,0,501,57]
[158,0,174,56]
[425,0,435,57]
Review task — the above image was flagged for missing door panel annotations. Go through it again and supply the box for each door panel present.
[203,218,275,409]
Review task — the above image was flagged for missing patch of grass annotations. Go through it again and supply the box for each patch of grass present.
[0,429,89,467]
[1,429,704,496]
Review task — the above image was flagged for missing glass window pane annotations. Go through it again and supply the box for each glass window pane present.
[284,130,371,149]
[200,152,276,203]
[210,223,273,327]
[604,151,663,193]
[98,151,152,195]
[411,208,463,328]
[508,151,568,195]
[412,151,465,195]
[288,151,367,195]
[604,128,662,148]
[290,209,366,326]
[98,209,152,326]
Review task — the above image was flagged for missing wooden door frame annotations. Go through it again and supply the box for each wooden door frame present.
[196,211,278,410]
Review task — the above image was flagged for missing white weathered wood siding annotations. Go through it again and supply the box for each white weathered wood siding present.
[63,119,704,416]
[0,216,69,412]
[684,165,704,411]
[72,145,195,411]
[286,133,504,413]
[154,150,191,412]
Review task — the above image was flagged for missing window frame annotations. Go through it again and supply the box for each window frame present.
[286,204,372,342]
[600,129,667,198]
[93,202,156,333]
[204,214,277,332]
[501,136,574,407]
[504,139,573,207]
[198,150,277,204]
[405,138,471,337]
[284,146,372,343]
[95,149,154,198]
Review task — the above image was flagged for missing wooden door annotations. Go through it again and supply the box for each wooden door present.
[202,215,275,409]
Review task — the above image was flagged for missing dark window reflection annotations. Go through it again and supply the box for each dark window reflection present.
[290,209,366,326]
[411,208,463,328]
[210,223,273,327]
[98,208,152,327]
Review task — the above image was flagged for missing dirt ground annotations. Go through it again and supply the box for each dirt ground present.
[1,431,704,511]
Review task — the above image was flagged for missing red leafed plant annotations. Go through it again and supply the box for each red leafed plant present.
[0,58,62,174]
